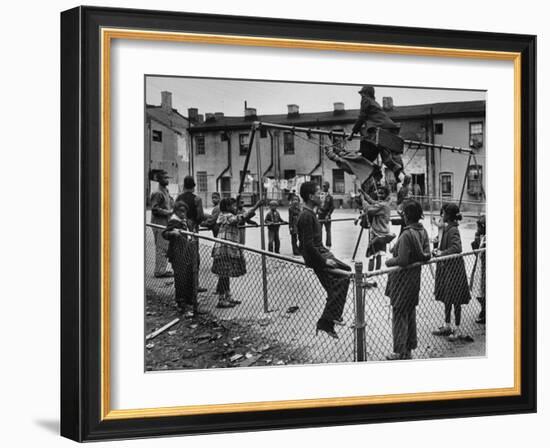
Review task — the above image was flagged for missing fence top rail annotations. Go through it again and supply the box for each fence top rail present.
[147,222,352,277]
[194,216,358,232]
[363,248,486,278]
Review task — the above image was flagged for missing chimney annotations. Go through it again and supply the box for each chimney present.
[214,112,224,121]
[187,107,199,124]
[244,107,257,120]
[382,96,394,111]
[161,91,172,111]
[197,114,204,124]
[287,104,299,117]
[333,102,345,115]
[205,113,215,122]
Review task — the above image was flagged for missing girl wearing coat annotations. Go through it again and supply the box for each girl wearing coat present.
[432,203,472,341]
[211,197,262,308]
[385,199,431,360]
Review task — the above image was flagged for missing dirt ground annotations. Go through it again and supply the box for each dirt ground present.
[145,208,486,371]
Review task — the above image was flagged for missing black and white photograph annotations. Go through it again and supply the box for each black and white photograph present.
[144,76,487,370]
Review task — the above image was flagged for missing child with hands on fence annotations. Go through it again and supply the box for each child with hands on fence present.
[211,197,263,309]
[362,184,395,272]
[297,181,352,339]
[384,199,431,360]
[431,203,473,342]
[162,201,198,317]
[471,215,486,324]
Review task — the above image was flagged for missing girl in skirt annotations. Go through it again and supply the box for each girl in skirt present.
[432,203,472,341]
[211,197,262,308]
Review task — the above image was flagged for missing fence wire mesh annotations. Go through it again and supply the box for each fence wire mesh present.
[362,250,486,361]
[145,221,485,371]
[145,224,357,371]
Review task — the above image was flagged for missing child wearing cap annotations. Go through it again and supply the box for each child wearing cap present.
[265,200,285,254]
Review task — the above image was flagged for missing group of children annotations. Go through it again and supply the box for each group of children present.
[159,182,486,361]
[358,183,487,360]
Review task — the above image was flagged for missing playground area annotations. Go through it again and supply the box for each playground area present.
[145,216,486,371]
[145,121,486,371]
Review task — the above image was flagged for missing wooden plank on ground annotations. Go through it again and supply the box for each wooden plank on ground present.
[146,318,180,341]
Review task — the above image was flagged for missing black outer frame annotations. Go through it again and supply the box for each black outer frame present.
[60,6,536,442]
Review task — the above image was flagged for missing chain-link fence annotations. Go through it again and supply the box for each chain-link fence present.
[361,250,486,361]
[145,222,485,370]
[145,223,358,370]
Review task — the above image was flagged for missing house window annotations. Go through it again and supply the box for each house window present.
[196,135,205,155]
[469,122,484,149]
[333,169,345,194]
[440,172,453,197]
[196,171,208,193]
[239,133,249,155]
[284,169,296,180]
[283,132,295,154]
[434,123,444,134]
[152,130,162,142]
[310,175,322,187]
[467,165,483,197]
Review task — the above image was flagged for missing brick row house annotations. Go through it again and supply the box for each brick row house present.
[146,91,485,210]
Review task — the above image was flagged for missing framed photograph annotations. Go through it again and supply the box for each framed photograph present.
[60,6,536,441]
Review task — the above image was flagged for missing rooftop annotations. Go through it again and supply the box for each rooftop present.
[188,100,485,133]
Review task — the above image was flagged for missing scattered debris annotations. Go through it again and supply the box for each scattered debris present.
[238,355,261,368]
[194,333,211,341]
[146,343,155,350]
[230,354,244,363]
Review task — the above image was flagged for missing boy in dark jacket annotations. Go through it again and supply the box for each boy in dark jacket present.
[385,199,431,360]
[317,181,335,247]
[297,182,351,339]
[265,200,285,254]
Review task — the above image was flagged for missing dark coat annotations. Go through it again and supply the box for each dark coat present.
[297,207,350,273]
[352,96,400,134]
[162,216,196,305]
[385,223,431,312]
[434,222,471,305]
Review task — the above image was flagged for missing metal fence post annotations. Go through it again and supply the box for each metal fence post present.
[354,261,366,362]
[255,125,269,313]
